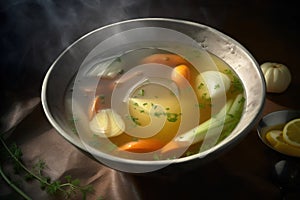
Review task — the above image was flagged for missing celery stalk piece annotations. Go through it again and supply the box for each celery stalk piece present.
[175,94,245,146]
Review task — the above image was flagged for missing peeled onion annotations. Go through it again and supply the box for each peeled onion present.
[89,109,125,138]
[195,71,231,99]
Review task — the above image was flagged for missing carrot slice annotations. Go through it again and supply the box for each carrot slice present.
[118,139,165,153]
[88,96,101,119]
[171,64,191,86]
[141,53,191,67]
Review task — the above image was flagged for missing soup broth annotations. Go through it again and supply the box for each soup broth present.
[66,48,245,160]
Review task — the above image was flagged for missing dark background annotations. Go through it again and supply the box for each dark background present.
[1,0,299,117]
[1,0,300,199]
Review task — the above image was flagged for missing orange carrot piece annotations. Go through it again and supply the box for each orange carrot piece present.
[141,53,191,67]
[171,64,191,85]
[118,139,165,153]
[88,96,101,119]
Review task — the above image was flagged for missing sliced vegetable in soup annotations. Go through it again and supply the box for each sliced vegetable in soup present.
[67,48,245,160]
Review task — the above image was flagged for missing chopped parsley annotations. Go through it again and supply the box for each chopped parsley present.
[150,111,181,122]
[196,103,206,109]
[152,104,158,110]
[166,112,180,122]
[223,69,232,75]
[154,112,163,118]
[231,76,244,93]
[223,69,244,93]
[138,89,145,96]
[201,93,211,101]
[214,84,220,89]
[238,96,246,104]
[170,91,176,96]
[197,82,204,90]
[71,127,78,134]
[130,116,141,126]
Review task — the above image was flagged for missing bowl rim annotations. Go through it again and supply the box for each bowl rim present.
[41,17,266,168]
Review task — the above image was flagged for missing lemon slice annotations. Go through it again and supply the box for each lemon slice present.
[282,118,300,148]
[265,130,282,146]
[266,129,300,157]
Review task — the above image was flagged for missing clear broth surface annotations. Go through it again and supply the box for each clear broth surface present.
[65,48,245,160]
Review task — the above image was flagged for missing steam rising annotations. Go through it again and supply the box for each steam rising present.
[0,0,149,123]
[0,0,229,130]
[0,0,148,92]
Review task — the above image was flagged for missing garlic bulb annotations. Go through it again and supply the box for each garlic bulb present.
[89,109,125,138]
[260,62,291,93]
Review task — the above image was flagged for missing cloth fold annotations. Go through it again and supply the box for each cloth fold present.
[0,97,40,135]
[0,98,283,199]
[0,101,141,200]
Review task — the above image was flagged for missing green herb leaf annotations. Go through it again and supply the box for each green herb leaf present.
[0,137,95,200]
[138,89,145,96]
[166,113,180,122]
[47,181,61,195]
[214,84,220,89]
[197,82,204,90]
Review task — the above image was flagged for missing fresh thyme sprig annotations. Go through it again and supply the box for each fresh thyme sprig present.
[0,136,94,200]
